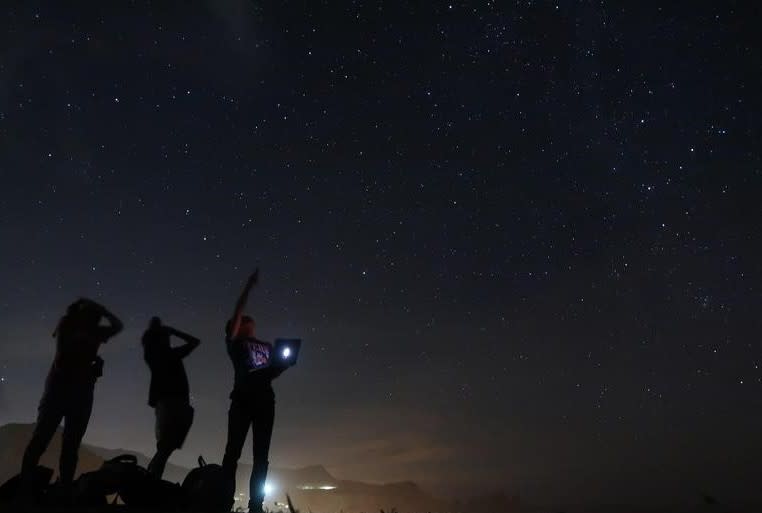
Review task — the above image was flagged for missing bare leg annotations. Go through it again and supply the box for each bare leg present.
[148,443,173,478]
[148,401,173,478]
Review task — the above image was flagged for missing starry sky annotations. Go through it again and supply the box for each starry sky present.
[0,1,760,507]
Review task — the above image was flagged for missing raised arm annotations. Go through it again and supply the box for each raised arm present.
[100,308,124,338]
[86,299,124,339]
[227,268,258,339]
[166,326,201,359]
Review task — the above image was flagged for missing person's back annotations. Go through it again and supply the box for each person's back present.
[142,317,199,478]
[22,298,123,489]
[48,306,112,386]
[143,323,192,407]
[52,320,100,374]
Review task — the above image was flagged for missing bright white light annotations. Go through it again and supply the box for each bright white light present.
[297,485,337,491]
[282,347,291,358]
[263,482,274,496]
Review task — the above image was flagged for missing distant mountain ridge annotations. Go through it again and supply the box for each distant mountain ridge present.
[1,423,516,512]
[0,423,104,486]
[79,443,190,485]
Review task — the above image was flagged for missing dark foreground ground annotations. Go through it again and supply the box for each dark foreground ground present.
[3,508,246,513]
[11,505,762,513]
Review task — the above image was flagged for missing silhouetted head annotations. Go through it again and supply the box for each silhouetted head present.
[55,299,100,337]
[146,316,169,346]
[227,315,256,338]
[149,316,162,330]
[240,315,255,337]
[70,300,101,328]
[65,300,83,316]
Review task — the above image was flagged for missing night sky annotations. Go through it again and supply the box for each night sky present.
[1,1,760,507]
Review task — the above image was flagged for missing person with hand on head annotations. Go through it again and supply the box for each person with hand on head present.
[142,316,200,478]
[22,298,123,489]
[221,268,287,513]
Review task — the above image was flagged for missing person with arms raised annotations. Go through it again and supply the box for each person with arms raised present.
[142,316,200,478]
[22,298,123,490]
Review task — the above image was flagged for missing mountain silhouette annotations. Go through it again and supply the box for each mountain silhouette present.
[80,443,189,485]
[0,423,483,512]
[0,423,103,486]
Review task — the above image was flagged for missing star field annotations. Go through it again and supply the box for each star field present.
[0,1,760,507]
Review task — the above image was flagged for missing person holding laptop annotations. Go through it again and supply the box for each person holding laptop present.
[221,268,288,513]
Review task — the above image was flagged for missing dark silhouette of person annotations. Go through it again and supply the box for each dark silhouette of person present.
[21,298,123,488]
[222,268,287,513]
[142,316,200,478]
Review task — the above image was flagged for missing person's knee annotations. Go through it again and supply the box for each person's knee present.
[221,455,238,472]
[156,436,174,452]
[27,424,56,449]
[62,421,89,447]
[223,441,245,463]
[24,428,55,460]
[252,435,273,458]
[251,459,269,483]
[61,434,84,452]
[60,447,78,464]
[24,438,45,456]
[22,444,44,469]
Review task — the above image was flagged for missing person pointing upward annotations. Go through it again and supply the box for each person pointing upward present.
[221,268,287,513]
